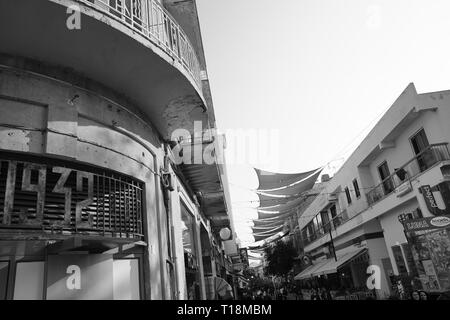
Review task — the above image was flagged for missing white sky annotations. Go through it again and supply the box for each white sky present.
[196,0,450,246]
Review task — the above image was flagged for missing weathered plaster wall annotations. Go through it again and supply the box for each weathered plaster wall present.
[0,66,168,299]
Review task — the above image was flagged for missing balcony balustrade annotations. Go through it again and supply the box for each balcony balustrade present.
[80,0,202,89]
[366,143,450,206]
[301,209,349,246]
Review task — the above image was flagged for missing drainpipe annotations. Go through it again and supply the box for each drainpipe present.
[163,143,180,300]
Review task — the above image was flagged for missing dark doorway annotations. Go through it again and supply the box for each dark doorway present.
[410,129,434,172]
[378,161,394,195]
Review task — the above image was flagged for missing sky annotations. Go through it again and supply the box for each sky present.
[196,0,450,247]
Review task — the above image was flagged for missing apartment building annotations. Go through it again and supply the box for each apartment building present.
[296,83,450,299]
[0,0,236,300]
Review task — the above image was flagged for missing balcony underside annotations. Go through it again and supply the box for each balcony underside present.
[0,0,207,139]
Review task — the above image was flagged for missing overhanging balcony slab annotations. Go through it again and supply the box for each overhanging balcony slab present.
[0,0,207,139]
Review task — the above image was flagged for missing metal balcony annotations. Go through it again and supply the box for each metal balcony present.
[366,143,450,206]
[0,0,207,139]
[80,0,202,89]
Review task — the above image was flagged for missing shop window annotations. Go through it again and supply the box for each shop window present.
[181,204,201,300]
[391,245,408,275]
[113,259,140,300]
[13,261,45,300]
[412,208,423,219]
[401,244,418,277]
[0,261,9,300]
[352,179,361,198]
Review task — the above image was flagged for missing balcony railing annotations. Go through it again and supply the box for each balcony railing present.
[79,0,202,89]
[301,209,349,246]
[366,143,450,206]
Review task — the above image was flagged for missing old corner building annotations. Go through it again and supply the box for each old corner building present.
[295,83,450,299]
[0,0,238,300]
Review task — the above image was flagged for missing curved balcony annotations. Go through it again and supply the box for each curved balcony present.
[0,0,207,139]
[77,0,202,88]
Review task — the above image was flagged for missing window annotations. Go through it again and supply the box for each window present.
[113,259,141,300]
[410,128,435,172]
[0,262,9,300]
[314,214,323,235]
[412,207,423,219]
[13,261,45,300]
[391,245,408,275]
[321,211,331,233]
[345,187,352,205]
[378,161,394,195]
[352,179,360,198]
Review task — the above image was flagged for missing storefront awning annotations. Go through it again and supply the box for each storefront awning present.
[294,249,367,280]
[311,249,368,277]
[294,259,331,281]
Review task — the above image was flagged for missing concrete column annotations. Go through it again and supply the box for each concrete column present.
[169,177,187,300]
[195,217,207,300]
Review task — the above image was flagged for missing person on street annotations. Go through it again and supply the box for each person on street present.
[410,290,420,301]
[419,290,428,300]
[311,288,321,300]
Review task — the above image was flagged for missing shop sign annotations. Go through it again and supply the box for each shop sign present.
[0,157,144,236]
[404,215,450,232]
[419,183,450,216]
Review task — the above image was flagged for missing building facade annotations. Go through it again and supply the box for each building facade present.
[0,0,236,300]
[297,84,450,299]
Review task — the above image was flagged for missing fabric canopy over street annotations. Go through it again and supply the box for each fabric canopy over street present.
[250,167,323,244]
[253,230,289,243]
[257,210,294,220]
[256,169,321,208]
[258,192,318,213]
[310,249,368,277]
[253,219,287,227]
[254,168,320,191]
[253,225,284,236]
[251,224,284,232]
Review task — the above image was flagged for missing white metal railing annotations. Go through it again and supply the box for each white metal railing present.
[366,143,450,206]
[77,0,202,90]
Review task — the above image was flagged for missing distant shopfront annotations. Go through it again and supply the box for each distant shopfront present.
[401,214,450,293]
[294,247,374,299]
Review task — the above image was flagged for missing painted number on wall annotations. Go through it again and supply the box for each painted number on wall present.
[1,161,93,226]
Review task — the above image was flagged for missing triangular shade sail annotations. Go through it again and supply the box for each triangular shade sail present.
[253,225,284,236]
[258,191,319,215]
[255,168,320,191]
[257,169,322,195]
[253,230,289,243]
[251,223,284,233]
[256,169,321,208]
[257,210,294,221]
[253,219,286,228]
